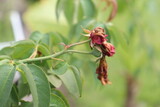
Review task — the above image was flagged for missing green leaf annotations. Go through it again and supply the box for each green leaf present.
[50,93,68,107]
[69,18,95,40]
[63,0,75,24]
[18,64,50,107]
[0,47,14,56]
[0,59,10,65]
[47,75,62,88]
[103,25,111,42]
[70,65,82,97]
[58,66,82,97]
[11,40,36,59]
[44,32,63,52]
[52,62,69,75]
[29,31,44,44]
[20,101,33,107]
[80,0,96,18]
[33,32,63,52]
[10,85,19,106]
[0,55,11,60]
[55,0,64,20]
[51,89,69,107]
[30,32,64,53]
[47,32,63,45]
[108,26,128,48]
[38,44,52,67]
[3,97,12,107]
[17,79,30,99]
[91,48,102,57]
[0,64,16,106]
[77,2,84,21]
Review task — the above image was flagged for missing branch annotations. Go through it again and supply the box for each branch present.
[18,50,91,63]
[66,50,92,54]
[66,39,90,49]
[19,50,65,63]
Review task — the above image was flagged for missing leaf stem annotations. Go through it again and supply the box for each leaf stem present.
[19,50,66,63]
[18,50,91,63]
[67,39,90,48]
[66,50,92,54]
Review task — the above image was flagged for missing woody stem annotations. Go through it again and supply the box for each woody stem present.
[67,39,90,48]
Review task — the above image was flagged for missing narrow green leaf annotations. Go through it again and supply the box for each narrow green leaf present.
[51,88,69,107]
[77,2,84,21]
[18,64,50,107]
[0,59,10,65]
[63,0,75,24]
[80,0,96,18]
[47,75,62,88]
[34,32,63,52]
[70,66,82,97]
[50,93,67,107]
[55,0,64,20]
[45,32,63,52]
[58,66,82,97]
[20,101,33,107]
[10,85,19,106]
[11,40,36,59]
[108,26,128,48]
[38,44,52,67]
[0,64,16,106]
[30,32,64,52]
[52,62,69,75]
[0,55,11,60]
[91,48,102,57]
[0,47,14,56]
[29,31,44,43]
[104,24,111,42]
[3,97,12,107]
[69,18,95,40]
[17,79,30,99]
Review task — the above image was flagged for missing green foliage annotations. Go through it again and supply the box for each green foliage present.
[51,88,69,107]
[0,31,84,106]
[12,40,36,59]
[52,62,69,75]
[50,88,69,107]
[0,64,16,107]
[80,0,96,18]
[58,67,81,97]
[56,0,96,25]
[18,64,50,107]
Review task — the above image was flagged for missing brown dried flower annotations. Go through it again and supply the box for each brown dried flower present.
[83,27,115,85]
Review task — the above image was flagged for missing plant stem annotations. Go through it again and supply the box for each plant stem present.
[19,50,65,63]
[66,50,92,54]
[18,50,91,63]
[67,39,90,48]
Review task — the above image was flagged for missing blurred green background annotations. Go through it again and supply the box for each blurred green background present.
[0,0,160,107]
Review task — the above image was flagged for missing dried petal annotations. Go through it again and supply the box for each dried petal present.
[82,27,91,34]
[93,27,105,34]
[96,56,111,85]
[101,42,115,57]
[89,27,108,44]
[90,33,106,44]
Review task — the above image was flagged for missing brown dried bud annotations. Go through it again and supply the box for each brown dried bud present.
[96,56,112,85]
[101,42,115,57]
